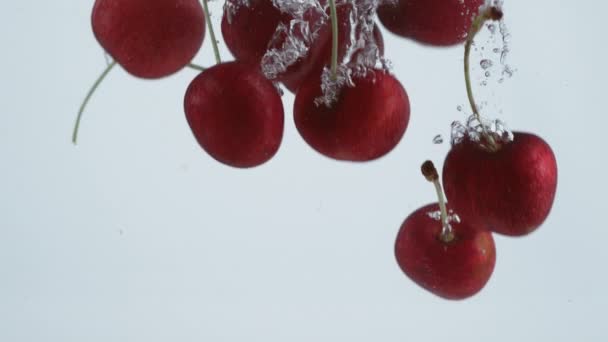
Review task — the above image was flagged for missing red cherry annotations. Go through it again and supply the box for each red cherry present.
[221,0,287,65]
[294,70,409,161]
[184,61,284,168]
[377,0,484,46]
[395,203,496,300]
[91,0,205,78]
[442,132,558,236]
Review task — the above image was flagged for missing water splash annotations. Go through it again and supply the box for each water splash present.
[262,0,388,105]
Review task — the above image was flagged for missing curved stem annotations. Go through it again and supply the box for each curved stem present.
[464,37,480,121]
[464,6,503,147]
[328,0,338,80]
[187,63,206,72]
[202,0,221,65]
[72,61,117,145]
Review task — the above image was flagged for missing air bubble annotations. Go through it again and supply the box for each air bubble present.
[450,114,514,147]
[480,59,493,70]
[433,135,444,144]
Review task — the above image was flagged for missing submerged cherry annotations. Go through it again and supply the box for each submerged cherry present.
[395,161,496,300]
[184,61,284,168]
[294,70,409,161]
[221,0,287,65]
[91,0,206,78]
[442,6,558,236]
[443,133,557,236]
[377,0,484,46]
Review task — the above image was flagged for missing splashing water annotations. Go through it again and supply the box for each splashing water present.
[261,0,389,106]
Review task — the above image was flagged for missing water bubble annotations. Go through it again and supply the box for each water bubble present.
[433,135,444,144]
[480,59,493,70]
[457,105,463,111]
[485,71,491,77]
[487,23,496,34]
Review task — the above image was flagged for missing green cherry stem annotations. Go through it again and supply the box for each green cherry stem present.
[202,0,221,64]
[187,63,206,72]
[72,60,117,145]
[465,7,504,121]
[464,6,503,147]
[328,0,338,80]
[421,160,454,243]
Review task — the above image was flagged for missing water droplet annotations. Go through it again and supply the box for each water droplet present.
[433,135,444,144]
[485,71,491,77]
[457,105,463,111]
[487,23,496,34]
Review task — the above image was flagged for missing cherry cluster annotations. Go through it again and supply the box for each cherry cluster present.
[78,0,558,300]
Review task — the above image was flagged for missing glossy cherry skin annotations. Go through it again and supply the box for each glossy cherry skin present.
[377,0,484,46]
[395,203,496,300]
[294,70,409,161]
[442,132,558,236]
[184,62,284,168]
[92,0,205,78]
[221,0,288,65]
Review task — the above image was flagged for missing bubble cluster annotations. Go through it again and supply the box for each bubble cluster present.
[451,114,514,146]
[261,0,388,105]
[427,209,462,231]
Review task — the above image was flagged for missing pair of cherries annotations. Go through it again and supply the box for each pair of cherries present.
[392,4,558,299]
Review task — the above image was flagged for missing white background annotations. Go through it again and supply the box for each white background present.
[1,1,607,341]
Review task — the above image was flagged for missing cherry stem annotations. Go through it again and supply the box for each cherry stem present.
[421,161,454,243]
[328,0,338,80]
[464,6,503,140]
[202,0,221,65]
[72,61,117,145]
[187,63,206,72]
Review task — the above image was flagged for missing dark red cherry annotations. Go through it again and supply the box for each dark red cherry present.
[184,61,284,168]
[377,0,484,46]
[442,132,558,236]
[395,203,496,300]
[294,70,409,161]
[92,0,205,78]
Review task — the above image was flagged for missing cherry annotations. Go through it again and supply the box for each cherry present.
[395,161,496,300]
[441,6,558,236]
[442,133,558,236]
[91,0,206,78]
[183,61,284,168]
[294,70,409,161]
[377,0,484,46]
[221,0,287,66]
